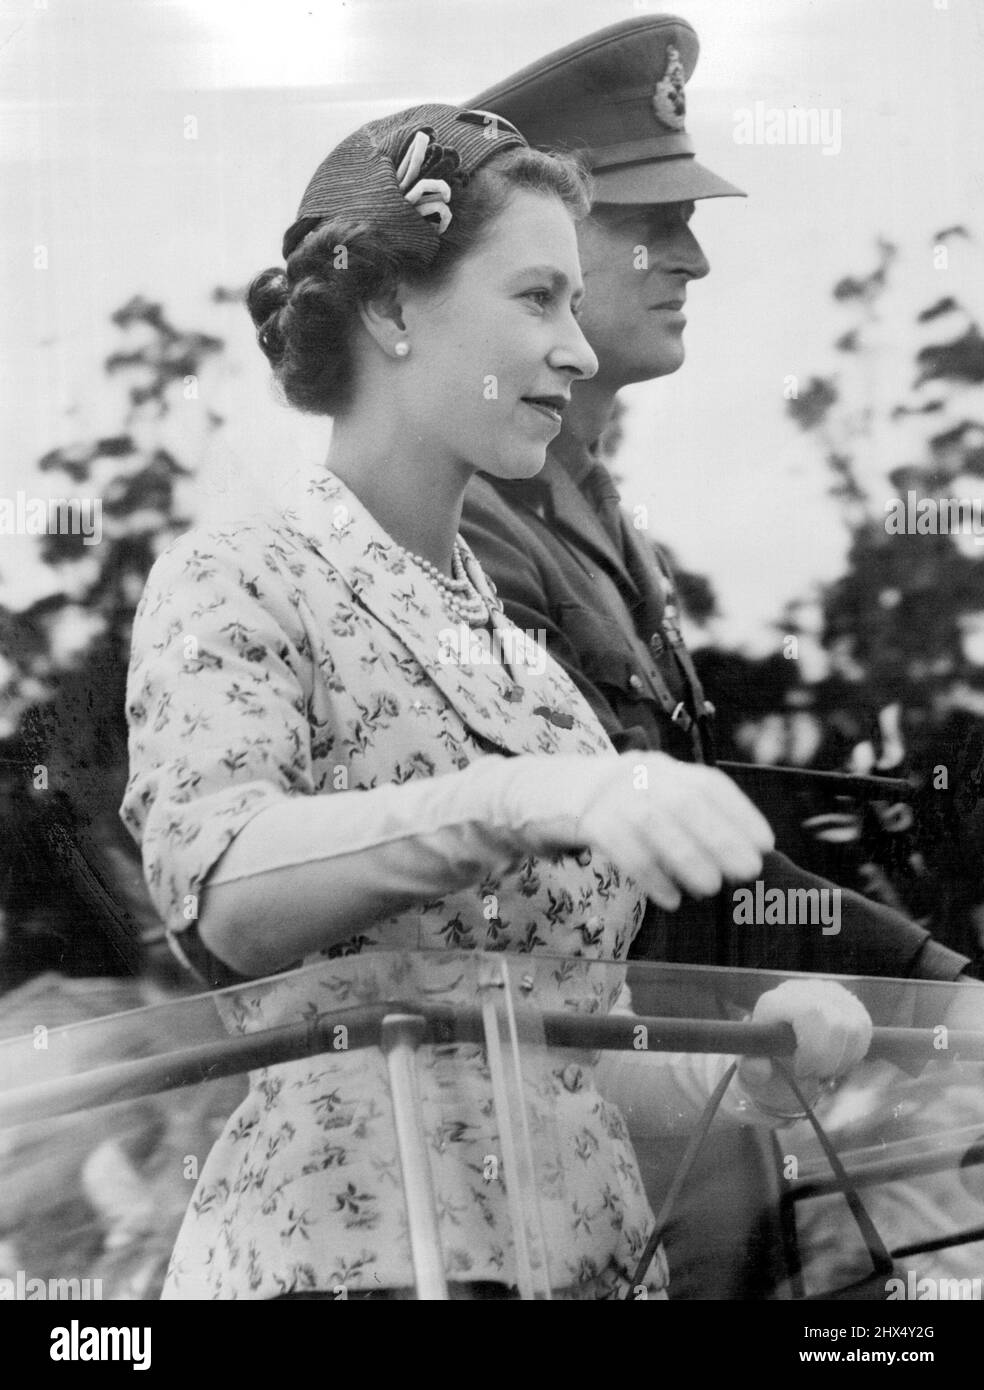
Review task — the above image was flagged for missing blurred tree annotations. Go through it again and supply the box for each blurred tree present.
[786,231,984,958]
[0,293,242,988]
[787,231,984,715]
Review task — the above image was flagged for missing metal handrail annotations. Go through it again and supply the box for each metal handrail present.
[1,999,980,1130]
[5,992,984,1300]
[380,1013,449,1299]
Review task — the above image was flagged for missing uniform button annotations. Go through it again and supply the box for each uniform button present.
[628,673,643,692]
[649,633,665,655]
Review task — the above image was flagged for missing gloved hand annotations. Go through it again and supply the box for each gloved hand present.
[495,750,775,910]
[189,749,776,975]
[736,979,874,1118]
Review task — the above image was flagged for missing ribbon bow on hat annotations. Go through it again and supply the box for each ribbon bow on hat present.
[395,129,462,234]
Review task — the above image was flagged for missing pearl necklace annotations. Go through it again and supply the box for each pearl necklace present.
[403,537,499,626]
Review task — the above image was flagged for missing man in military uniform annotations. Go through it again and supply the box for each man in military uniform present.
[460,14,984,1300]
[460,14,973,986]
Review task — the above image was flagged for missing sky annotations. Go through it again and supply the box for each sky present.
[3,0,984,659]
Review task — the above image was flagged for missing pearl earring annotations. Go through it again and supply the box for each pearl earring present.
[394,340,410,358]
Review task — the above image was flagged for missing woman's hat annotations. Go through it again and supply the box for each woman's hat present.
[282,103,527,260]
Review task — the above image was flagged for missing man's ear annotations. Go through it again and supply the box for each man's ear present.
[357,284,408,356]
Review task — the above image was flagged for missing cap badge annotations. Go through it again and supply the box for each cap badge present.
[652,45,686,131]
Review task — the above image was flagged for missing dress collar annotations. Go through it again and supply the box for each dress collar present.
[275,467,614,761]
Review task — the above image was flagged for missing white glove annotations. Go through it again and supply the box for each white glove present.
[193,750,775,974]
[737,979,874,1117]
[495,750,775,910]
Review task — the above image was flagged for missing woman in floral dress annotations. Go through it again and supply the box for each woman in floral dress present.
[120,103,872,1299]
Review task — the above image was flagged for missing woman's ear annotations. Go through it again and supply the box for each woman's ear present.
[357,284,408,357]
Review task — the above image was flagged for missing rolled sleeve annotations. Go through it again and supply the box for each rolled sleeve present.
[119,530,315,937]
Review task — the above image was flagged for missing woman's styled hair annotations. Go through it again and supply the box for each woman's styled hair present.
[247,144,590,416]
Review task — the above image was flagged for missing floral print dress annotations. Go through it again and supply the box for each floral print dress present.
[120,469,682,1300]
